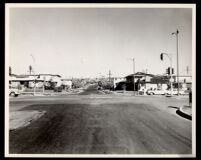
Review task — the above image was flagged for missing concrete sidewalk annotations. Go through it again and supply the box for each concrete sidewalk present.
[10,110,46,130]
[177,105,192,120]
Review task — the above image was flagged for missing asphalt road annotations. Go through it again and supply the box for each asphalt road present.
[9,85,192,154]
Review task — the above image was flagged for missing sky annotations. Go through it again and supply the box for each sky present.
[9,7,193,78]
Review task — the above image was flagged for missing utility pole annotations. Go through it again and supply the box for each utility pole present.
[133,58,135,95]
[108,70,111,82]
[43,76,46,94]
[33,79,36,96]
[108,70,112,90]
[145,69,148,89]
[186,66,191,75]
[28,65,33,75]
[172,29,179,95]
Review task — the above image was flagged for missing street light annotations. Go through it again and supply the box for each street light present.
[172,29,179,95]
[160,53,173,96]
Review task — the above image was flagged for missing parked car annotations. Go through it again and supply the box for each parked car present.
[54,87,62,92]
[9,88,20,97]
[138,88,147,95]
[166,89,185,95]
[146,88,166,95]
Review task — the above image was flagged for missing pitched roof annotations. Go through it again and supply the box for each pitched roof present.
[125,72,154,78]
[16,74,61,78]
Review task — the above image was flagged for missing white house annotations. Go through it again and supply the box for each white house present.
[9,74,62,89]
[61,79,73,89]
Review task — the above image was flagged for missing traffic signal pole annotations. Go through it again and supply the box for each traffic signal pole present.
[161,53,173,96]
[176,30,179,95]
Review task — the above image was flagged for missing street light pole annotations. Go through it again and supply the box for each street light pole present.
[172,29,179,95]
[133,58,135,95]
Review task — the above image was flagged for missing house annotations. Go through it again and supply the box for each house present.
[113,77,126,89]
[61,79,73,89]
[125,72,192,91]
[9,74,62,89]
[125,72,156,91]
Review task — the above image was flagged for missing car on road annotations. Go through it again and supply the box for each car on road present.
[9,88,20,97]
[146,89,166,95]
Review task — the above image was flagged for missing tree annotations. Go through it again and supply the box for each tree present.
[98,78,114,90]
[72,79,86,89]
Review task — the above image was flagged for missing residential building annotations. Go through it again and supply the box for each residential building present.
[9,74,62,89]
[113,77,126,89]
[61,79,73,89]
[124,72,192,91]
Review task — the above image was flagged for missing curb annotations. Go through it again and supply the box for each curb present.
[176,106,192,120]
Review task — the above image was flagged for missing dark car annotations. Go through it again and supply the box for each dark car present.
[54,87,62,92]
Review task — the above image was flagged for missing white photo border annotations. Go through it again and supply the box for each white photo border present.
[5,3,196,158]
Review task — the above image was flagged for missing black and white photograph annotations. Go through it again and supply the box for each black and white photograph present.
[5,3,196,158]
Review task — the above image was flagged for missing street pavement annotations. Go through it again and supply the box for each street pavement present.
[9,85,192,154]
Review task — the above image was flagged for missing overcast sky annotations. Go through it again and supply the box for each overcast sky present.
[9,7,192,78]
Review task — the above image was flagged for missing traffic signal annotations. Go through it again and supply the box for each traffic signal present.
[166,68,169,75]
[166,67,174,75]
[166,67,171,75]
[160,53,163,60]
[168,67,171,75]
[172,68,174,74]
